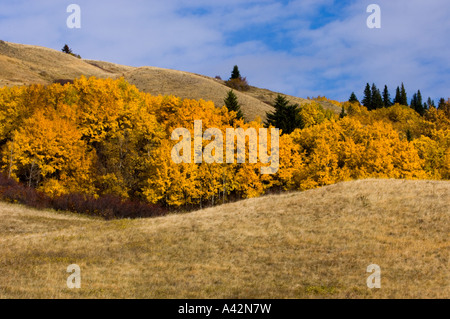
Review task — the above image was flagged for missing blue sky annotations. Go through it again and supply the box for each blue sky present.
[0,0,449,102]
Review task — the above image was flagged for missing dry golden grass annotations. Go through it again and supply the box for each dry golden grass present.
[120,66,274,121]
[245,86,342,114]
[0,41,113,86]
[0,41,341,122]
[0,179,448,299]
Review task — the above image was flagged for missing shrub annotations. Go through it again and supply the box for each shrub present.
[0,174,49,209]
[225,77,250,91]
[0,173,167,219]
[53,79,74,85]
[51,194,167,220]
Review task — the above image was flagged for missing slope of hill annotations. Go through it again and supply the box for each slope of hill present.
[0,41,112,86]
[119,66,274,121]
[0,41,339,121]
[1,179,448,299]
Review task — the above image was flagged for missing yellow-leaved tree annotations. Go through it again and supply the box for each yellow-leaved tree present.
[2,108,95,196]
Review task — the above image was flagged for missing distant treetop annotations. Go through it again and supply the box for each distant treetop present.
[62,44,73,54]
[226,65,249,91]
[230,65,241,80]
[61,44,81,59]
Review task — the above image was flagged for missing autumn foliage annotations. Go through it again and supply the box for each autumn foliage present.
[0,76,448,215]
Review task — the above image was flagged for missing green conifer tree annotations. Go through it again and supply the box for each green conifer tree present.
[438,98,446,109]
[382,85,392,107]
[400,83,408,106]
[393,86,401,104]
[230,65,241,80]
[349,92,359,103]
[412,90,424,115]
[411,93,418,110]
[362,83,372,109]
[62,44,73,54]
[224,90,244,121]
[371,84,383,110]
[265,95,301,135]
[340,106,346,118]
[417,90,423,108]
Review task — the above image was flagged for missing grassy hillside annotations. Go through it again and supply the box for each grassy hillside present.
[0,40,338,121]
[1,179,448,299]
[0,41,113,86]
[119,66,273,121]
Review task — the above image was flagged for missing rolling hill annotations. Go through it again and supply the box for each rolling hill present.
[1,40,448,299]
[0,179,448,299]
[0,40,340,121]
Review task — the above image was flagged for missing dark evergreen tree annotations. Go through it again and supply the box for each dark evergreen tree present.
[400,83,408,106]
[61,44,81,58]
[393,86,401,104]
[349,92,359,103]
[265,95,302,135]
[224,90,244,121]
[411,93,418,110]
[339,106,346,118]
[371,84,383,110]
[362,83,372,109]
[417,90,423,108]
[411,91,425,115]
[382,85,392,107]
[426,97,435,108]
[438,98,446,109]
[230,65,241,80]
[406,129,413,142]
[62,44,72,54]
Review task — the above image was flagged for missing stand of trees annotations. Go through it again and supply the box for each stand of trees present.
[351,82,443,116]
[225,65,250,91]
[0,77,448,213]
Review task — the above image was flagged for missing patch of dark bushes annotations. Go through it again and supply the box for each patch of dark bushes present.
[51,193,166,220]
[225,77,250,92]
[53,79,74,85]
[0,174,49,209]
[0,173,166,220]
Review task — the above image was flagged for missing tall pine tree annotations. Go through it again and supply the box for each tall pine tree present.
[230,65,241,80]
[382,85,392,107]
[411,93,418,110]
[417,90,422,108]
[400,83,408,106]
[349,92,359,103]
[61,44,72,54]
[438,98,446,109]
[362,83,372,109]
[265,95,301,135]
[426,97,435,109]
[340,106,346,118]
[224,90,244,121]
[393,86,401,104]
[411,90,424,115]
[371,84,383,110]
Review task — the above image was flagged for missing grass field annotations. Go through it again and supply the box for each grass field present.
[0,179,448,299]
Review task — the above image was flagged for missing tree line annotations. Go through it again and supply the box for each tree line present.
[0,76,448,213]
[349,83,446,116]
